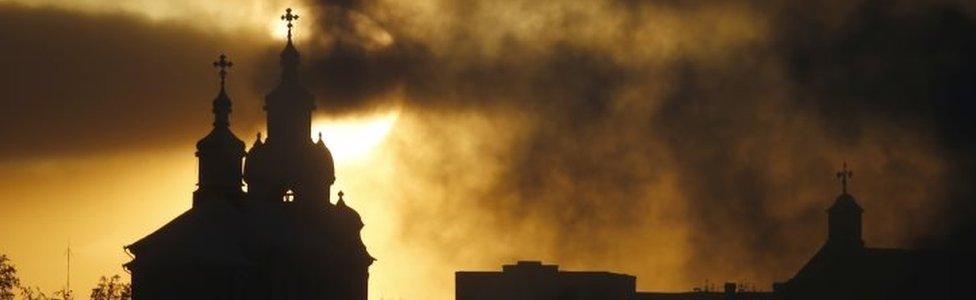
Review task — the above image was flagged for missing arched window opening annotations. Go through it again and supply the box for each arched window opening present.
[283,189,295,202]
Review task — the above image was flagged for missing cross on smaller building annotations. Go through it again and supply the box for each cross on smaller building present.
[281,8,300,40]
[836,162,853,194]
[338,190,345,201]
[212,54,233,88]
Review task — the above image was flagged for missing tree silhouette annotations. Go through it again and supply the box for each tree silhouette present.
[0,254,74,300]
[18,286,49,300]
[51,288,72,300]
[89,275,130,300]
[0,255,19,300]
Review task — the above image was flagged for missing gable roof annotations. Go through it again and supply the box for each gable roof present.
[125,200,250,269]
[780,244,974,300]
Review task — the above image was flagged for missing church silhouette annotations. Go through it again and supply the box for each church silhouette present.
[772,164,973,300]
[124,8,373,300]
[456,163,974,300]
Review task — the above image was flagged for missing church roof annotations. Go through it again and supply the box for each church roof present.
[780,244,971,299]
[125,200,250,269]
[196,123,245,153]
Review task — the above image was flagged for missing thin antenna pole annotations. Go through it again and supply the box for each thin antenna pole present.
[66,241,71,296]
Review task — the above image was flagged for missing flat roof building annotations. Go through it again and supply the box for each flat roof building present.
[456,261,636,300]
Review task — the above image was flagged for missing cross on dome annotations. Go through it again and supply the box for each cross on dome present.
[213,54,233,89]
[836,162,853,194]
[281,8,300,41]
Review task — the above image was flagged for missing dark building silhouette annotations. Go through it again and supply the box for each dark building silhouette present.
[124,9,373,300]
[773,164,974,300]
[456,261,636,300]
[636,282,772,300]
[455,261,771,300]
[456,164,974,300]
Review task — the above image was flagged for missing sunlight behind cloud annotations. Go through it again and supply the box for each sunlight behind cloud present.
[311,109,401,162]
[267,3,315,42]
[7,0,301,40]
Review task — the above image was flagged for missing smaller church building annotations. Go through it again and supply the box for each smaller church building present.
[773,164,973,300]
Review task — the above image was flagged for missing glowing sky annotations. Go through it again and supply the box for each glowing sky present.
[2,0,976,300]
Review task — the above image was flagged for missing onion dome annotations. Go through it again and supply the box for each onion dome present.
[195,86,245,153]
[244,132,271,184]
[312,132,336,184]
[335,191,363,229]
[196,54,245,154]
[194,54,245,201]
[245,132,266,158]
[334,191,375,266]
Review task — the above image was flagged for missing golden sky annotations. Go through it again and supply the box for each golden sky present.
[2,0,976,299]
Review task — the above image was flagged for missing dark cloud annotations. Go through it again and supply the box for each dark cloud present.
[0,2,268,160]
[296,0,976,287]
[2,0,974,292]
[777,0,976,250]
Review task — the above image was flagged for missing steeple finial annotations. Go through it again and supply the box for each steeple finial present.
[277,8,302,82]
[213,54,233,90]
[210,53,233,128]
[281,8,300,42]
[317,131,323,143]
[836,162,853,194]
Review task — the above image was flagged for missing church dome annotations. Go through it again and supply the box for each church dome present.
[311,134,336,183]
[196,90,245,155]
[244,134,271,183]
[196,128,245,155]
[829,193,863,214]
[335,191,363,229]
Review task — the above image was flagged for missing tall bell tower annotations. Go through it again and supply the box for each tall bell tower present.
[244,8,336,207]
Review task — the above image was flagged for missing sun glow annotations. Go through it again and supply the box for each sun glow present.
[268,4,315,42]
[310,109,401,162]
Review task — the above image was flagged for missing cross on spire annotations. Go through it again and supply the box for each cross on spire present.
[836,162,853,194]
[213,54,233,89]
[281,8,300,41]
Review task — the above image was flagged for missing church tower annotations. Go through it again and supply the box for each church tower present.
[826,163,864,250]
[127,54,252,299]
[244,8,335,208]
[242,8,373,299]
[194,54,245,207]
[128,10,372,300]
